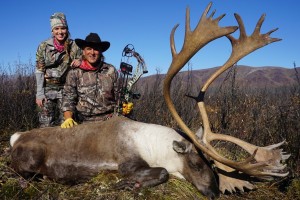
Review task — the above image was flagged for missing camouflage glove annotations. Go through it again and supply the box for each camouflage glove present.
[61,118,78,128]
[122,102,134,115]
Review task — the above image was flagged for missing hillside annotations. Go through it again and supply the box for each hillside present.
[138,65,300,90]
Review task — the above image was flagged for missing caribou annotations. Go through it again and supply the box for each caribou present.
[10,2,289,199]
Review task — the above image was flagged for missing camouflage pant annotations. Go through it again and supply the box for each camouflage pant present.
[38,89,63,127]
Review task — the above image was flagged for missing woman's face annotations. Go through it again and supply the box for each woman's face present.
[52,26,68,43]
[83,47,102,65]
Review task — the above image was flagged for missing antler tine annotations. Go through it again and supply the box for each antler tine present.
[253,13,266,35]
[170,24,179,57]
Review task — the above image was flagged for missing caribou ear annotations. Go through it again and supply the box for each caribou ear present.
[173,140,192,154]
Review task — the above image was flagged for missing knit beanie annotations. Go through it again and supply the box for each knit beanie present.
[50,12,68,30]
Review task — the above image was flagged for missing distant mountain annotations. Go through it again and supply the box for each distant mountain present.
[137,65,300,90]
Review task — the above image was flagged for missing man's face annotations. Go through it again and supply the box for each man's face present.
[83,46,101,64]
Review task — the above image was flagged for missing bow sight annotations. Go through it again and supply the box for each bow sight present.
[117,44,148,114]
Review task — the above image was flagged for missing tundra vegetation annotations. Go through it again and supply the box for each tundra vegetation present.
[0,59,299,199]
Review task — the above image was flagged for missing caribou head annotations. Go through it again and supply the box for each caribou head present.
[9,2,289,199]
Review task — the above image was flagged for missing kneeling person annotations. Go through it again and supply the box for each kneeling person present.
[61,33,125,128]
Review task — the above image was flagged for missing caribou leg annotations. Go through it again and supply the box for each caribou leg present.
[115,158,169,189]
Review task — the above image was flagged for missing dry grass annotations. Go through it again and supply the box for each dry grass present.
[0,63,300,199]
[1,141,297,200]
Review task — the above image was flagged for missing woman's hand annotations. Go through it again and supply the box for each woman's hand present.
[70,59,81,68]
[36,98,45,108]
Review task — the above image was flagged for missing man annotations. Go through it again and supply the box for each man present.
[61,33,131,128]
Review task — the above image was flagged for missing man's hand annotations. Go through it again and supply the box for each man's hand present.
[122,102,133,115]
[61,118,78,128]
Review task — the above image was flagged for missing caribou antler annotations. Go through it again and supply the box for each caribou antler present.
[163,2,290,193]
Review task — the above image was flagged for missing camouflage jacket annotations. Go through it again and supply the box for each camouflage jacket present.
[61,62,119,117]
[36,38,81,78]
[35,38,81,99]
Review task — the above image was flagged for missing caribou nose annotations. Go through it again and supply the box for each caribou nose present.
[202,185,220,200]
[206,190,220,200]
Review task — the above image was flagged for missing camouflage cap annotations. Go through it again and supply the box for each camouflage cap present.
[50,12,68,30]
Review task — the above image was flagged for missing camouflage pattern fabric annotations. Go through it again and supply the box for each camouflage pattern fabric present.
[36,38,81,127]
[62,62,118,121]
[36,38,81,85]
[38,93,63,127]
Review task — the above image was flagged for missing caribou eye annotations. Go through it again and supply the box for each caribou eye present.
[188,153,205,171]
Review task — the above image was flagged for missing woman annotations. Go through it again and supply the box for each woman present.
[35,12,81,127]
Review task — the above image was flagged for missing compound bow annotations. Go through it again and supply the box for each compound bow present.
[117,44,148,115]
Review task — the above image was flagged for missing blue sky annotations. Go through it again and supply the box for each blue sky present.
[1,0,299,75]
